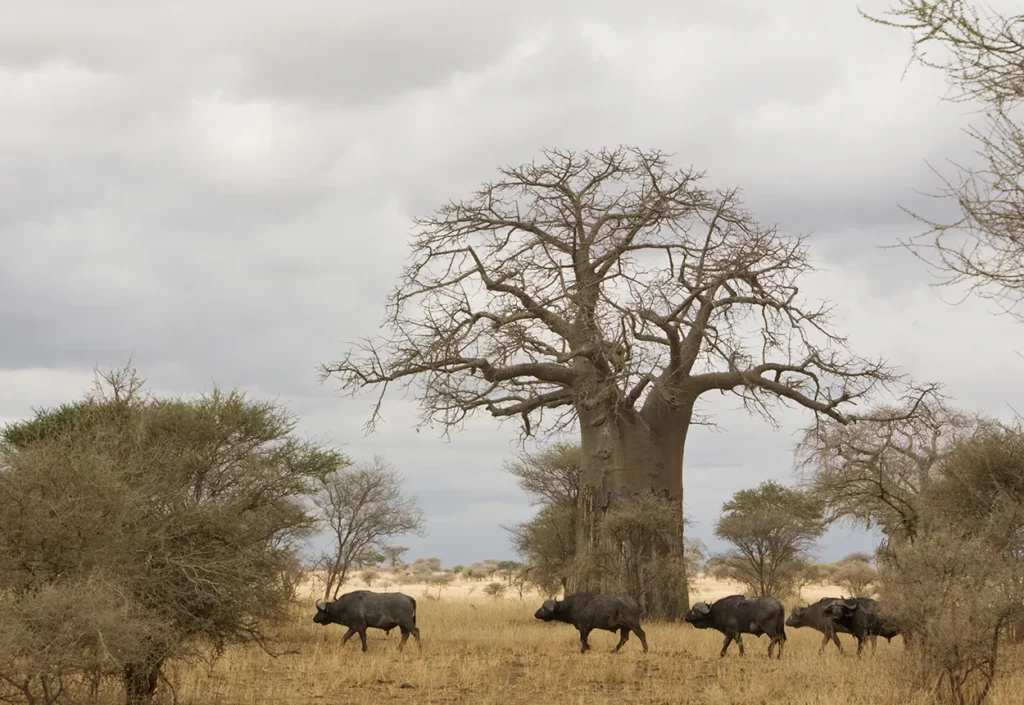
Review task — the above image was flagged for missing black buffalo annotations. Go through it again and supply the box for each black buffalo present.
[313,590,420,652]
[684,594,787,659]
[534,592,649,654]
[786,597,878,653]
[822,598,902,656]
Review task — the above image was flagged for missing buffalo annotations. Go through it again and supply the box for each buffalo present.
[534,592,649,654]
[313,590,420,652]
[684,594,787,659]
[786,597,878,653]
[822,598,902,656]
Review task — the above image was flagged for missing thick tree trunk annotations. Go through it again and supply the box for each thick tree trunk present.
[570,401,692,621]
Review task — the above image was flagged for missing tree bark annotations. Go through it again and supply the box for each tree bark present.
[570,400,692,620]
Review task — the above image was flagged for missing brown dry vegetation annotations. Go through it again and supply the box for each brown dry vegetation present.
[132,574,1024,705]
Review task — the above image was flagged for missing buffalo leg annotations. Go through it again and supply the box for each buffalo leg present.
[579,628,592,654]
[410,625,421,649]
[633,626,649,653]
[613,628,630,653]
[358,629,368,653]
[734,633,746,657]
[341,628,357,647]
[769,635,783,660]
[399,628,410,650]
[855,636,865,657]
[821,629,842,654]
[719,634,733,657]
[870,634,878,652]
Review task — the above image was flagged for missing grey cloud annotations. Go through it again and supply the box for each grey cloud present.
[3,0,1022,565]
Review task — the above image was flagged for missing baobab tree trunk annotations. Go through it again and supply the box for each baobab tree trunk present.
[570,402,692,621]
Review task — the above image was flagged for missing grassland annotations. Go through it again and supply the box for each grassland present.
[161,574,1024,705]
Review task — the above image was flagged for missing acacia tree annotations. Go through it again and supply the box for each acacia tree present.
[503,442,581,594]
[866,1,1024,320]
[712,480,826,598]
[0,368,342,705]
[321,147,908,618]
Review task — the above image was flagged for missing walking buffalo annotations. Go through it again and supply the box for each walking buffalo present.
[823,598,902,655]
[313,590,420,652]
[534,592,649,654]
[684,594,787,659]
[786,597,876,653]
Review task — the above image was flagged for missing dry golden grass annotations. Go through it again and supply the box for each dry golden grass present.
[156,575,1024,705]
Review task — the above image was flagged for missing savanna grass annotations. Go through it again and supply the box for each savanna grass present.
[159,596,1024,705]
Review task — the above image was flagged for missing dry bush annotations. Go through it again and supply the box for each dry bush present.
[883,532,1019,705]
[572,493,698,617]
[0,367,341,705]
[880,427,1024,705]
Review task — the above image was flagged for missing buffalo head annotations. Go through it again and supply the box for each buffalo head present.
[683,601,712,626]
[823,600,857,622]
[534,599,559,621]
[312,599,332,625]
[785,605,807,628]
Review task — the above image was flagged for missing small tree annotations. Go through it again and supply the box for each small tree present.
[313,458,425,600]
[354,549,386,569]
[483,582,507,599]
[504,443,581,509]
[504,443,582,597]
[510,567,534,599]
[496,561,523,586]
[361,570,380,587]
[382,545,409,568]
[425,573,454,600]
[712,480,826,599]
[831,560,878,598]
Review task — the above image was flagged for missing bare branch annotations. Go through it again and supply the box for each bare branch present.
[320,146,913,438]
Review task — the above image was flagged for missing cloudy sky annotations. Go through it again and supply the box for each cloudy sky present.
[3,0,1023,566]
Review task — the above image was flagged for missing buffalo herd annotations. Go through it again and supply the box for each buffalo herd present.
[312,590,904,657]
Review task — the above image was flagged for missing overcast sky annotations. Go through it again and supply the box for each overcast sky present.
[3,0,1023,566]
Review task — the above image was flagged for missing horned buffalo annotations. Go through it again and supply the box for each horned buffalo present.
[534,592,649,654]
[786,597,879,653]
[823,598,902,656]
[313,590,420,652]
[684,594,787,659]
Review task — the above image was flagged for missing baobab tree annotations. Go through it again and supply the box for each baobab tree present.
[320,146,910,619]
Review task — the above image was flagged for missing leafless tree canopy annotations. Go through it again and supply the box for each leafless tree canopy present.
[320,146,902,438]
[867,1,1024,320]
[796,397,998,543]
[313,457,425,600]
